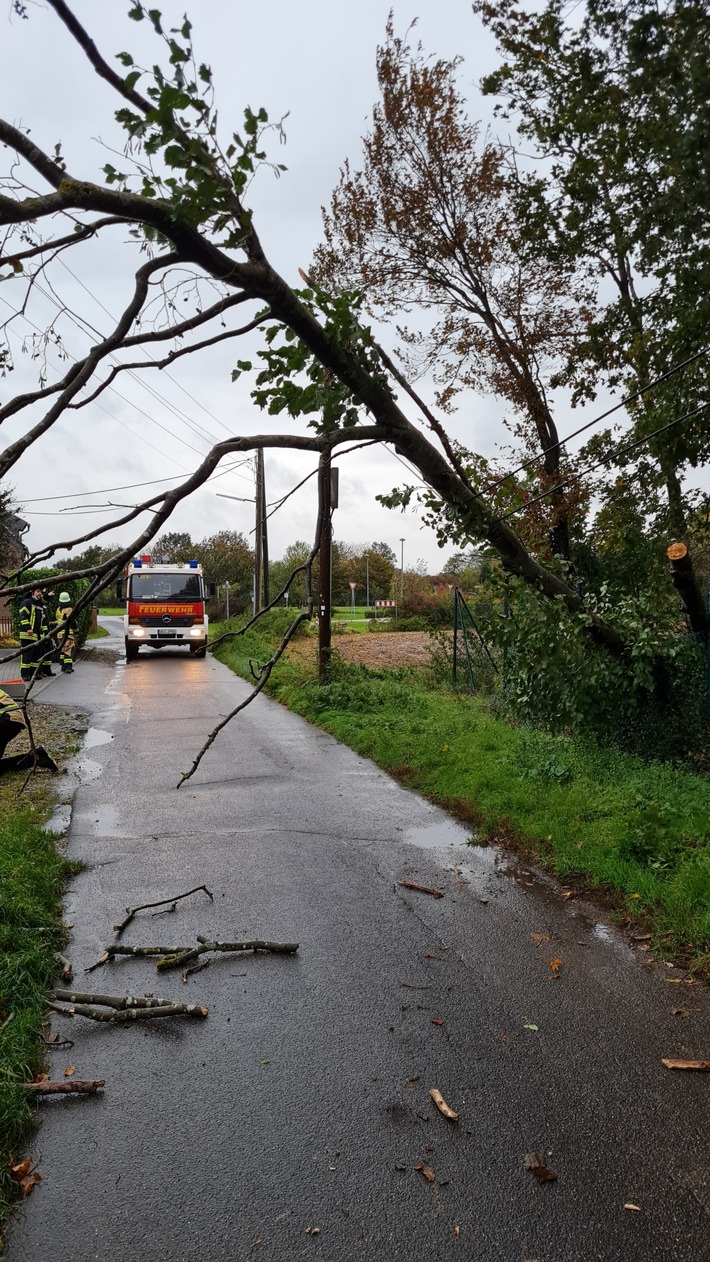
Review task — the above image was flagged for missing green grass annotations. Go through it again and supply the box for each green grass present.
[0,711,83,1231]
[97,606,124,616]
[211,612,710,969]
[86,625,110,639]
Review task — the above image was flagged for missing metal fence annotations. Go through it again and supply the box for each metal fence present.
[451,588,498,692]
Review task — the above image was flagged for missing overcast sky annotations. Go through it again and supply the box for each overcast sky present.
[1,0,519,572]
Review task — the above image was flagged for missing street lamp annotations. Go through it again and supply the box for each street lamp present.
[400,537,405,602]
[365,554,370,611]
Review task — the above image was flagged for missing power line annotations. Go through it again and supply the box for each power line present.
[482,345,710,500]
[19,458,254,504]
[35,273,228,450]
[493,399,710,526]
[55,254,241,438]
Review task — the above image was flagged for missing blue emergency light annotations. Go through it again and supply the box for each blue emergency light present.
[133,559,142,568]
[188,560,199,567]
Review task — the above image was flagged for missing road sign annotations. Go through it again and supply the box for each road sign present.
[375,600,397,607]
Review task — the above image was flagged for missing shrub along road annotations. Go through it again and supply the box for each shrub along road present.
[6,636,710,1261]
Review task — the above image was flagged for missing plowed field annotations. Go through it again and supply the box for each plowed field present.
[288,630,433,670]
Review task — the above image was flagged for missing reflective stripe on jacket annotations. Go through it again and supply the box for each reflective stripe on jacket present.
[0,688,26,726]
[18,598,41,640]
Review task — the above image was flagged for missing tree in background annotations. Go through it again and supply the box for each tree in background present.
[476,0,710,619]
[269,540,311,607]
[191,531,253,601]
[151,532,195,563]
[313,19,591,562]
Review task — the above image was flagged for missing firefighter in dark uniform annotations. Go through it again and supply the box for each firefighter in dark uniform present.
[54,591,76,673]
[19,585,45,682]
[0,688,58,774]
[39,590,54,676]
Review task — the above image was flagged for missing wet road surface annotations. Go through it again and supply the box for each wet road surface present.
[7,640,710,1261]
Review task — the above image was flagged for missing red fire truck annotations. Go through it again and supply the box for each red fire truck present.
[122,555,209,660]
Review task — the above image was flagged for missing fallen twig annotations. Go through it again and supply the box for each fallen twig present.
[49,1000,208,1022]
[87,938,299,972]
[22,1079,105,1095]
[55,952,73,981]
[42,1034,74,1049]
[55,989,174,1010]
[661,1058,710,1071]
[113,885,213,936]
[182,959,211,983]
[398,881,444,899]
[158,937,299,971]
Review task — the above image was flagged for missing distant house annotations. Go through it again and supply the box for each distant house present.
[0,512,29,626]
[429,572,457,595]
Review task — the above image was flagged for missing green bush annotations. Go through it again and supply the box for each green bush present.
[369,615,431,632]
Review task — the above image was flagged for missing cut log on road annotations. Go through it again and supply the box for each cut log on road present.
[87,938,299,972]
[55,989,175,1010]
[22,1080,105,1095]
[49,1000,208,1022]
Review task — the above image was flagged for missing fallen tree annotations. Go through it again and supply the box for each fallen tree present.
[1,2,705,770]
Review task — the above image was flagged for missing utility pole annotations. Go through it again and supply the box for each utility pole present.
[256,447,269,607]
[251,447,270,614]
[400,537,406,602]
[366,554,370,611]
[318,452,333,682]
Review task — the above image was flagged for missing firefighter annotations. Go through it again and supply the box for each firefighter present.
[18,585,45,682]
[38,590,54,677]
[0,688,58,774]
[54,591,76,673]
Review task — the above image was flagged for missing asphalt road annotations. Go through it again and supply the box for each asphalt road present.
[7,632,710,1262]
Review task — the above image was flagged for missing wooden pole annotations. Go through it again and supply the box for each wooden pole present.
[257,447,269,607]
[318,452,332,682]
[257,449,264,615]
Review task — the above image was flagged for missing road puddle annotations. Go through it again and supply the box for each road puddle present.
[84,726,113,749]
[402,817,473,850]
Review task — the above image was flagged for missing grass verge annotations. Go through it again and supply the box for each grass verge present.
[0,706,84,1241]
[211,611,710,971]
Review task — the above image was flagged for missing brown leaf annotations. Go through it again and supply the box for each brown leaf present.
[430,1017,445,1027]
[524,1153,557,1183]
[624,1203,641,1212]
[424,954,444,961]
[398,881,444,899]
[8,1158,41,1199]
[413,1162,424,1171]
[454,1225,461,1238]
[9,1158,32,1179]
[394,1161,407,1171]
[421,1166,436,1183]
[548,958,562,978]
[32,1072,49,1083]
[661,1058,710,1071]
[405,1076,420,1090]
[63,1065,76,1078]
[304,1226,321,1235]
[530,933,550,946]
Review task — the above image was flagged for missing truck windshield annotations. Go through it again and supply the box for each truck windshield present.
[129,573,203,601]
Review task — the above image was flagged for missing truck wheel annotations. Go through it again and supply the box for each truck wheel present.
[125,639,139,661]
[190,643,206,656]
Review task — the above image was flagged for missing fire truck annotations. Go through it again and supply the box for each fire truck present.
[122,556,209,660]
